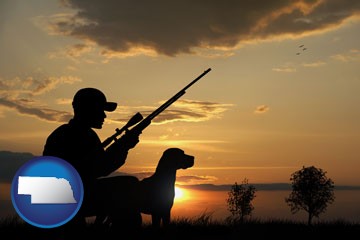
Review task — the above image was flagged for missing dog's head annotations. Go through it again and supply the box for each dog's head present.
[157,148,194,171]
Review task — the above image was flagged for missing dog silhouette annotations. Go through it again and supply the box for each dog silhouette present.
[139,148,194,227]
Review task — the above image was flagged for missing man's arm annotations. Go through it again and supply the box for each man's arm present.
[99,131,139,177]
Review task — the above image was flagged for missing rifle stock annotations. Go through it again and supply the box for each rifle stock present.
[102,68,211,148]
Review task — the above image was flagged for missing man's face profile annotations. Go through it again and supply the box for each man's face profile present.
[85,107,107,129]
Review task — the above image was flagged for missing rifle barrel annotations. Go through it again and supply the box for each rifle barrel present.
[145,68,211,122]
[103,68,211,148]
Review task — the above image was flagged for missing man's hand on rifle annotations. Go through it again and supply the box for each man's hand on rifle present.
[118,130,139,150]
[104,130,140,170]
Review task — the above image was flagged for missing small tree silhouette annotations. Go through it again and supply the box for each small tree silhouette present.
[285,166,335,226]
[226,178,256,222]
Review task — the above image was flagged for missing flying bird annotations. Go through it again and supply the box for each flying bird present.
[296,45,307,55]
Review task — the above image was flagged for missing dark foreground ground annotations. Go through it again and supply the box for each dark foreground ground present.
[1,214,359,240]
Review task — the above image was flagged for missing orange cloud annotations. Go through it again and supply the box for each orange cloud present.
[254,105,270,114]
[111,99,234,124]
[0,75,81,122]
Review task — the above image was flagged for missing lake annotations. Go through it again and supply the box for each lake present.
[147,188,360,224]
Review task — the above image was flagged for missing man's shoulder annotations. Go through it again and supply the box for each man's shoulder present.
[44,123,71,142]
[47,122,99,141]
[50,123,72,134]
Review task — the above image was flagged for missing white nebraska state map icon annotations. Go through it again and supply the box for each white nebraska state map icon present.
[17,176,77,204]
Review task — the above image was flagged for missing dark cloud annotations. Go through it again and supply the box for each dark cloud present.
[179,183,293,191]
[105,171,151,180]
[0,97,72,123]
[52,0,360,56]
[0,73,231,124]
[0,75,80,123]
[176,175,216,184]
[0,75,81,96]
[139,109,206,123]
[107,171,215,184]
[0,151,35,183]
[180,183,360,191]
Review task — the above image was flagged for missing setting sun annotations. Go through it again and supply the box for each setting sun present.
[174,186,187,202]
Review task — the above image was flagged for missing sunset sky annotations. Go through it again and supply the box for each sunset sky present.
[1,0,360,188]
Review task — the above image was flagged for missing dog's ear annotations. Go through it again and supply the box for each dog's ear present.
[157,148,186,171]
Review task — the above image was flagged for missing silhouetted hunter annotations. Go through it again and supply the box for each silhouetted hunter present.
[43,87,141,228]
[42,69,211,231]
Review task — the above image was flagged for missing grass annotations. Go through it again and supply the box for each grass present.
[1,213,359,239]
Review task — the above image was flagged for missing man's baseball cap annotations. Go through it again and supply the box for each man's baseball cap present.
[72,88,117,112]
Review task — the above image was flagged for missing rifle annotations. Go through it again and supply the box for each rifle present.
[102,68,212,148]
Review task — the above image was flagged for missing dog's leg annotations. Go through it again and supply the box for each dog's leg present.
[151,214,161,228]
[162,211,171,227]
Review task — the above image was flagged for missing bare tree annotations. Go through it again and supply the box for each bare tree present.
[285,166,335,225]
[226,178,256,222]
